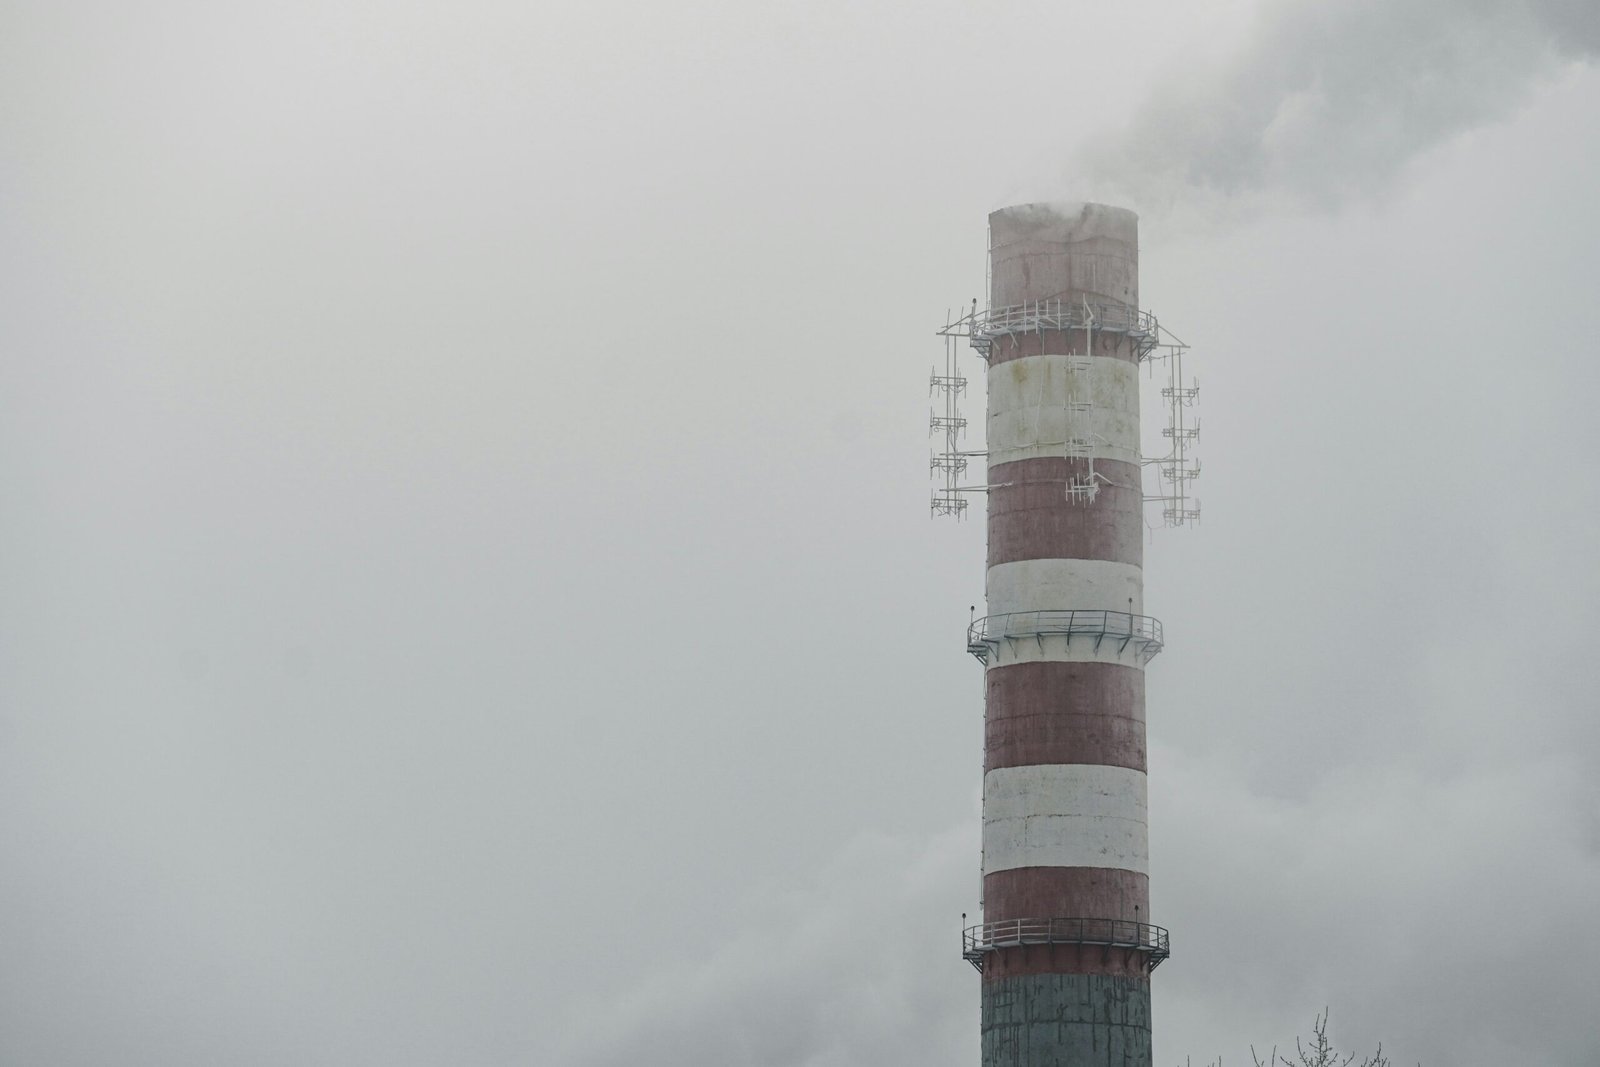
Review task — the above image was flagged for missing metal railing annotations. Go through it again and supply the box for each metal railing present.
[962,917,1171,973]
[969,300,1162,361]
[967,610,1163,665]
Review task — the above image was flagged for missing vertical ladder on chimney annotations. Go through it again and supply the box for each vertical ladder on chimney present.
[1065,305,1099,504]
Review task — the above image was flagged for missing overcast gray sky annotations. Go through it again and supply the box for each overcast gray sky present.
[3,2,1598,1065]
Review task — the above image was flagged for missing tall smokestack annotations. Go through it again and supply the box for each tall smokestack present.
[956,202,1173,1066]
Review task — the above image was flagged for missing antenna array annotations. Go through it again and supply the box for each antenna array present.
[929,302,982,518]
[930,300,1202,528]
[1143,334,1201,528]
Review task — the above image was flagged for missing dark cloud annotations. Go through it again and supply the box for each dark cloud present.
[1078,0,1600,214]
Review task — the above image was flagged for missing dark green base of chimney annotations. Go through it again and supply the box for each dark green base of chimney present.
[981,973,1151,1067]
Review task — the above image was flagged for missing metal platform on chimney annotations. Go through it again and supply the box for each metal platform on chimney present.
[966,609,1164,666]
[962,917,1171,974]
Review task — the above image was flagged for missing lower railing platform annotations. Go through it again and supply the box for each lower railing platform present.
[962,917,1171,974]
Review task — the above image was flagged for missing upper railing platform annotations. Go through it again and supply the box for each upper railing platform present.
[939,299,1165,362]
[967,609,1163,666]
[962,917,1171,974]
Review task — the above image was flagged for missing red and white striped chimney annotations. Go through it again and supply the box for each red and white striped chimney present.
[961,202,1168,1067]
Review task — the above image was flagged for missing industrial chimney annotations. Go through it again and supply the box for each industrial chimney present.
[933,202,1198,1066]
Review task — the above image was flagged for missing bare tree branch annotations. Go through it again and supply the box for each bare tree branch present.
[1204,1010,1399,1067]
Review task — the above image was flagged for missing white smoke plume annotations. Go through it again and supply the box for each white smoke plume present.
[1076,0,1600,215]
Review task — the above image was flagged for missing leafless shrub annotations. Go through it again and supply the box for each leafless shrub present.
[1251,1009,1387,1067]
[1183,1008,1415,1067]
